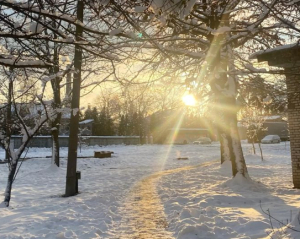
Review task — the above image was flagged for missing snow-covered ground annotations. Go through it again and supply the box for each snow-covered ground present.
[0,142,299,239]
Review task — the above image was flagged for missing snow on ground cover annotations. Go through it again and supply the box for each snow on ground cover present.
[0,142,299,238]
[0,144,217,239]
[157,142,300,239]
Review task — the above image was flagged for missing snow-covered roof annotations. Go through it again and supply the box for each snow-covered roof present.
[249,43,300,60]
[79,119,94,124]
[241,115,286,122]
[263,115,281,120]
[249,43,300,68]
[169,128,208,131]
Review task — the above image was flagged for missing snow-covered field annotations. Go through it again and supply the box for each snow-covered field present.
[0,142,299,239]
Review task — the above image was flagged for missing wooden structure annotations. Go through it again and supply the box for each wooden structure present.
[252,43,300,188]
[94,151,113,158]
[177,157,189,160]
[79,119,94,136]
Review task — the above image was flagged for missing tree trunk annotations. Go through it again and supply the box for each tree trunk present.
[3,160,18,207]
[252,142,256,154]
[258,142,264,161]
[51,125,60,166]
[5,69,13,161]
[65,0,83,197]
[229,121,248,177]
[220,133,230,164]
[216,102,248,177]
[3,69,14,207]
[49,7,62,167]
[51,78,61,167]
[225,97,248,177]
[2,118,49,206]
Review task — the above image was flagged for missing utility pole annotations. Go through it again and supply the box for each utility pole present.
[65,0,84,196]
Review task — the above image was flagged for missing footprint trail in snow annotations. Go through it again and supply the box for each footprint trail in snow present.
[114,161,217,239]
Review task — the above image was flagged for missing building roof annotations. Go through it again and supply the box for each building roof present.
[240,115,287,124]
[168,128,208,131]
[250,43,300,68]
[79,119,94,124]
[262,115,281,120]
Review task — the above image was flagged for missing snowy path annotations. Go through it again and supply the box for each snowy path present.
[114,161,217,239]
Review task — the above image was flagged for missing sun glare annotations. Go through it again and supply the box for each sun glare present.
[182,94,196,106]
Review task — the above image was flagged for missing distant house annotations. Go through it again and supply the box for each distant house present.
[165,128,210,144]
[242,115,289,142]
[262,115,289,140]
[79,119,94,136]
[11,102,44,116]
[12,104,73,136]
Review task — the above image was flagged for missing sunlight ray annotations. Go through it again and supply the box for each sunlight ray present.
[157,109,186,171]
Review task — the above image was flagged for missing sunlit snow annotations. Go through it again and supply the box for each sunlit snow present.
[0,142,299,238]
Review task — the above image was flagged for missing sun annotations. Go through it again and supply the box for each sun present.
[182,94,196,106]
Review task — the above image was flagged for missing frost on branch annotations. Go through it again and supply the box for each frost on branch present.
[244,64,267,73]
[150,0,197,20]
[109,28,123,36]
[28,22,44,33]
[134,6,147,13]
[211,27,231,36]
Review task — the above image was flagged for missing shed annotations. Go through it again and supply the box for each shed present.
[79,119,94,136]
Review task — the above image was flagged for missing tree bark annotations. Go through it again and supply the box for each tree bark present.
[2,117,49,206]
[223,96,248,177]
[220,132,230,164]
[50,70,61,167]
[65,0,83,197]
[3,69,14,207]
[5,73,13,161]
[50,12,61,167]
[258,142,264,161]
[51,121,60,166]
[51,70,61,167]
[207,10,248,177]
[3,160,17,207]
[230,119,248,177]
[252,142,256,155]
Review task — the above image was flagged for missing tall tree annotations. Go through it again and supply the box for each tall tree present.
[65,0,84,197]
[115,0,291,177]
[118,114,126,136]
[0,66,55,207]
[84,105,93,120]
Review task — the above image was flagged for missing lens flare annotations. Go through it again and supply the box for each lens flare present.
[182,94,196,106]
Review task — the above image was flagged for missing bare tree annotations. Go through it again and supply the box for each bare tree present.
[0,66,56,207]
[110,0,299,178]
